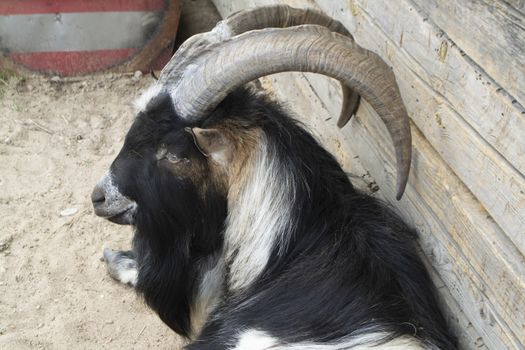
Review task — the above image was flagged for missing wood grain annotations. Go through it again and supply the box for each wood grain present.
[410,0,525,107]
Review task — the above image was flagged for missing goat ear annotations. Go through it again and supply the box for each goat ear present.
[185,127,233,165]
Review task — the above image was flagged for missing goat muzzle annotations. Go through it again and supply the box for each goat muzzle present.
[91,173,137,225]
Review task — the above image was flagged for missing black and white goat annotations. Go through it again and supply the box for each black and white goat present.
[92,6,456,349]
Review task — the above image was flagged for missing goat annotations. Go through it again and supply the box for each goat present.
[92,6,457,349]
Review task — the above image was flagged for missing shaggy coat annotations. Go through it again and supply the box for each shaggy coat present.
[99,87,457,349]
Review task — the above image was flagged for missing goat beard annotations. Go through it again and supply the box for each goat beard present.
[130,174,226,337]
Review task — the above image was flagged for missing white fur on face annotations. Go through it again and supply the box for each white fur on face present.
[133,83,162,113]
[224,136,296,291]
[232,329,427,350]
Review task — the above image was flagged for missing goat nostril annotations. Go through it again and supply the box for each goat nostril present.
[91,186,106,205]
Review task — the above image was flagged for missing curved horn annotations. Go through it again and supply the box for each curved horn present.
[224,5,353,38]
[223,5,360,125]
[171,25,411,199]
[161,6,360,125]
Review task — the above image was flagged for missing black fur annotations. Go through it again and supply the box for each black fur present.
[110,93,227,335]
[108,88,457,348]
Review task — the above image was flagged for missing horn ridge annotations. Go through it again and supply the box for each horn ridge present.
[161,5,360,125]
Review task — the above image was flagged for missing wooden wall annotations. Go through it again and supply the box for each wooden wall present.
[211,0,525,348]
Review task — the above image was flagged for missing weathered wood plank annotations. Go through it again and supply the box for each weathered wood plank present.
[263,71,524,348]
[342,0,525,179]
[424,262,489,350]
[307,0,525,259]
[410,0,525,107]
[504,0,525,13]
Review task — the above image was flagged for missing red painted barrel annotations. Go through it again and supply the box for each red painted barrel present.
[0,0,181,76]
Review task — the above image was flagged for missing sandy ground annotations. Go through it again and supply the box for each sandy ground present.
[0,73,185,349]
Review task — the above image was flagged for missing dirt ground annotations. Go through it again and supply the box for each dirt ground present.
[0,73,185,349]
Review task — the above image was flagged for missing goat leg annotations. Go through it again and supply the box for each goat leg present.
[102,248,138,287]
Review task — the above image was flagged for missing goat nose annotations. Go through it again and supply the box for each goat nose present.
[91,185,106,205]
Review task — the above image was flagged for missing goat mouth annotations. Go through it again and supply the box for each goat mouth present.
[106,206,135,225]
[93,204,136,225]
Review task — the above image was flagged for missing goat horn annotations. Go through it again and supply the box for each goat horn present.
[223,5,360,127]
[224,5,353,38]
[171,25,411,199]
[161,6,360,126]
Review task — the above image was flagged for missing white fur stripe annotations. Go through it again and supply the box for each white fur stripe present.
[233,330,277,350]
[133,84,163,113]
[225,136,296,291]
[232,329,427,350]
[190,258,224,337]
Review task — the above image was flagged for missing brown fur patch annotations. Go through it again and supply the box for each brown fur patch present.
[158,150,210,196]
[205,121,261,200]
[157,121,261,200]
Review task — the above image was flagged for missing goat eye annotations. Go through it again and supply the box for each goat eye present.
[166,152,180,163]
[164,152,189,165]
